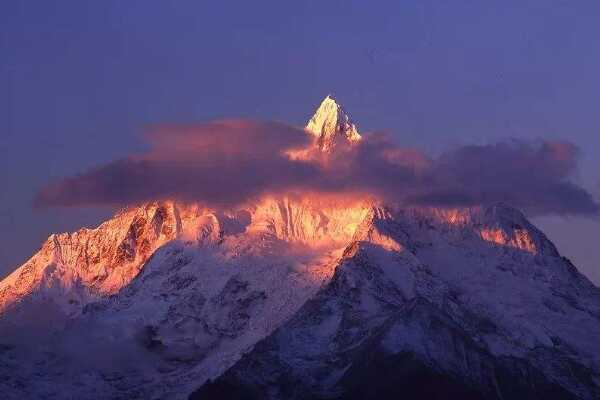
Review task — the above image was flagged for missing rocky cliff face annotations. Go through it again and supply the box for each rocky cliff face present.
[1,97,599,400]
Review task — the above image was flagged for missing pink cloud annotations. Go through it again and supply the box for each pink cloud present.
[36,120,599,216]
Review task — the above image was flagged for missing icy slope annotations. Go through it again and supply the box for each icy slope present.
[0,196,372,399]
[193,205,600,400]
[0,202,182,316]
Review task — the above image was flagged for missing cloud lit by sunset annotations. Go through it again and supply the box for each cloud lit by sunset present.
[36,112,598,216]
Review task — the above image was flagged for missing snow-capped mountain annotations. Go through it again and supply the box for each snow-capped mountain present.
[1,97,599,400]
[305,95,361,152]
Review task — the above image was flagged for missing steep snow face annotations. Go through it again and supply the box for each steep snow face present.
[193,205,600,400]
[2,201,600,399]
[305,95,361,151]
[70,229,348,398]
[0,196,372,399]
[0,197,371,318]
[0,202,182,315]
[2,196,600,400]
[250,196,371,244]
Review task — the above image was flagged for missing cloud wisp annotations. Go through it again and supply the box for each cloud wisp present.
[36,119,599,216]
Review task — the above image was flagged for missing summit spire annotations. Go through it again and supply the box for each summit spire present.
[306,95,361,151]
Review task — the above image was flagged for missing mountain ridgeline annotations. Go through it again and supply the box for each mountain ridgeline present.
[1,97,599,400]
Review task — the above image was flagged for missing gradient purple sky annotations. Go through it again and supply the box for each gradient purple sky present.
[2,1,599,283]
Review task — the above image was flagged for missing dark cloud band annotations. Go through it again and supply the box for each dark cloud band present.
[36,119,599,216]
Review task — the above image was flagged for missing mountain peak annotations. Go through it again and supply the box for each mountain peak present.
[306,95,362,151]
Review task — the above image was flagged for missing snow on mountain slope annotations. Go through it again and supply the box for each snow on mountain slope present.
[305,95,361,152]
[71,197,371,397]
[0,196,370,318]
[1,96,600,400]
[0,195,373,399]
[193,205,600,400]
[0,202,181,316]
